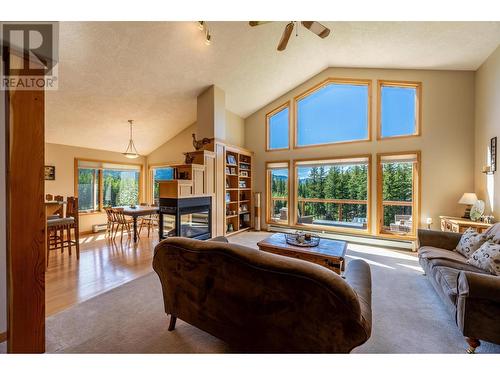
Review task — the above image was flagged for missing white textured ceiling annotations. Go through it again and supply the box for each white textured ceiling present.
[46,21,500,154]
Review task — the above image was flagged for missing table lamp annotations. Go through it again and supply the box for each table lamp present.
[458,193,478,219]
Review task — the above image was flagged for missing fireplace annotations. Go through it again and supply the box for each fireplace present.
[158,196,212,240]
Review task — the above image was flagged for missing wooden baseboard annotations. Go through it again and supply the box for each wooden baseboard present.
[0,331,7,343]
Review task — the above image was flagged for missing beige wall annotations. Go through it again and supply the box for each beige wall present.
[45,143,147,233]
[475,45,500,218]
[147,123,196,165]
[225,110,245,147]
[245,67,476,234]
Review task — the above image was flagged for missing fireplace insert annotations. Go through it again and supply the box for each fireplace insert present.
[158,196,212,240]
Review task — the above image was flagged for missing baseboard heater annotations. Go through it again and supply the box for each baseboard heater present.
[92,223,107,233]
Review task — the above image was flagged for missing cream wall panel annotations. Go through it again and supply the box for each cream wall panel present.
[225,110,245,147]
[244,67,475,234]
[474,45,500,218]
[45,143,147,233]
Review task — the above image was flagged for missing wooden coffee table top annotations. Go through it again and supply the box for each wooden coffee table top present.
[257,233,347,260]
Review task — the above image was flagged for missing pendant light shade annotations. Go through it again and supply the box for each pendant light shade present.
[122,120,139,159]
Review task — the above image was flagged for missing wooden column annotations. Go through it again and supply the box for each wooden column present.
[6,55,46,353]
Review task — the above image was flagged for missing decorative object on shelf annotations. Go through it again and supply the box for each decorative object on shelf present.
[458,192,478,219]
[191,133,211,151]
[285,231,320,247]
[240,203,248,213]
[226,178,230,188]
[482,215,495,224]
[225,192,231,203]
[470,200,485,222]
[227,223,234,232]
[122,120,140,159]
[239,180,247,188]
[225,167,230,174]
[230,167,236,175]
[240,163,250,170]
[426,217,433,230]
[184,153,195,164]
[240,170,249,177]
[44,165,55,180]
[227,154,237,165]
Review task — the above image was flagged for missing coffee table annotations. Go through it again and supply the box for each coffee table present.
[257,233,347,274]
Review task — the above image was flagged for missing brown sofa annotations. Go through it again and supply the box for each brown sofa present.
[152,236,372,353]
[417,229,500,353]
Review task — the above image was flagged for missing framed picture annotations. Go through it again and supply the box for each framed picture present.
[240,170,249,177]
[230,167,236,175]
[44,165,55,180]
[225,167,230,174]
[491,136,497,172]
[239,180,246,188]
[240,203,248,213]
[227,154,237,165]
[225,192,231,203]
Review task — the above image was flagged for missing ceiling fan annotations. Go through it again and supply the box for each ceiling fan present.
[249,21,331,51]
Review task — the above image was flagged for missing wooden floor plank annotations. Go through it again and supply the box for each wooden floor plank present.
[45,230,159,317]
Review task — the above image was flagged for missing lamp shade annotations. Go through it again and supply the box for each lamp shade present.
[458,193,478,205]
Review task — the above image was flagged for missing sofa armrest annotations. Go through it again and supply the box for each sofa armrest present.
[344,259,372,336]
[417,229,462,250]
[209,236,229,243]
[458,271,500,303]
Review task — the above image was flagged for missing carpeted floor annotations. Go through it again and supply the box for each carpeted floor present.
[46,231,500,353]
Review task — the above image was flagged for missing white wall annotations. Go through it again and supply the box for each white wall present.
[245,67,476,234]
[0,56,7,352]
[45,143,147,233]
[474,45,500,218]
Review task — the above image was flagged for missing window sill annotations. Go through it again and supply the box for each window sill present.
[78,210,105,216]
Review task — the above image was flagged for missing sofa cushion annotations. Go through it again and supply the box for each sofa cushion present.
[418,246,487,273]
[467,241,500,276]
[455,228,487,258]
[484,222,500,244]
[432,266,461,306]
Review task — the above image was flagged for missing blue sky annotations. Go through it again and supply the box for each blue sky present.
[380,86,416,137]
[268,83,416,149]
[269,107,289,149]
[297,84,368,146]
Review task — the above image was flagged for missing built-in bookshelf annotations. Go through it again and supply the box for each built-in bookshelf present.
[224,148,253,236]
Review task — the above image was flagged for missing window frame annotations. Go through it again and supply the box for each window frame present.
[376,151,421,239]
[293,78,372,149]
[377,80,422,140]
[148,163,176,204]
[292,154,372,235]
[265,101,291,152]
[74,158,143,214]
[265,160,291,226]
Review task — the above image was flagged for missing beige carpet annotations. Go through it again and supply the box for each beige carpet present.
[46,231,500,353]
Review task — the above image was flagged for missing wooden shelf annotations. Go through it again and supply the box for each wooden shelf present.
[239,200,250,203]
[226,201,238,204]
[226,163,238,167]
[226,188,238,191]
[239,188,251,190]
[226,215,238,219]
[225,227,251,237]
[239,211,250,215]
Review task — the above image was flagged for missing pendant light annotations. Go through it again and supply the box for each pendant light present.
[122,120,139,159]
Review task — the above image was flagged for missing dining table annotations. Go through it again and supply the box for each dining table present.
[117,205,159,242]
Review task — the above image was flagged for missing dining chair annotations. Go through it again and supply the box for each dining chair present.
[104,207,117,238]
[112,208,133,242]
[46,197,79,268]
[139,209,159,238]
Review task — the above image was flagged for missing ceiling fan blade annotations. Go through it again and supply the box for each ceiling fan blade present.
[249,21,272,27]
[301,21,330,38]
[277,22,294,51]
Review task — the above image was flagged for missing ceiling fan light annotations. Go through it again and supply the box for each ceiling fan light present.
[123,152,139,159]
[197,21,205,31]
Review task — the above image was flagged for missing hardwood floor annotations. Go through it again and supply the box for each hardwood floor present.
[45,230,159,316]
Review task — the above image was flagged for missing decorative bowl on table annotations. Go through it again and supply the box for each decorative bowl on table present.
[129,204,137,209]
[285,232,320,247]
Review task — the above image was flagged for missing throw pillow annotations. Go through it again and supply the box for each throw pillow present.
[455,228,486,258]
[467,241,500,276]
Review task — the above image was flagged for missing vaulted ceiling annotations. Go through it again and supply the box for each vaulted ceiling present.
[46,21,500,154]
